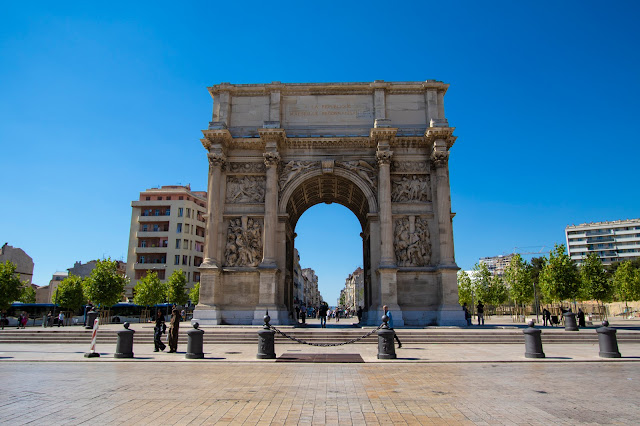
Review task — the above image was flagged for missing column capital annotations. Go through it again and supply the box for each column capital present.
[430,150,449,168]
[375,150,394,166]
[258,127,286,150]
[425,126,457,149]
[208,152,227,169]
[370,126,397,144]
[201,128,232,150]
[263,151,281,168]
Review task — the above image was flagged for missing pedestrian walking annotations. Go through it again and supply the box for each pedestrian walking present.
[383,305,402,348]
[357,306,363,324]
[543,308,551,326]
[577,308,586,327]
[153,310,166,352]
[58,312,64,327]
[1,311,6,330]
[477,302,485,326]
[168,308,181,353]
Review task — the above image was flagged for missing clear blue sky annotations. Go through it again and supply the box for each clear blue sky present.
[2,1,639,305]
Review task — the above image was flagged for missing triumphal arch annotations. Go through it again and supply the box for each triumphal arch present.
[194,80,465,326]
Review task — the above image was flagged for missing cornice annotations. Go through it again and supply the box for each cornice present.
[425,127,456,149]
[201,129,233,150]
[370,127,398,143]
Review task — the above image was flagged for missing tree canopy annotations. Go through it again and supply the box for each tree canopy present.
[539,244,580,303]
[20,285,36,304]
[613,260,640,304]
[580,252,613,303]
[504,254,534,305]
[0,261,23,310]
[189,282,200,306]
[166,269,188,306]
[472,262,492,305]
[457,270,473,306]
[133,271,166,307]
[55,275,87,311]
[82,258,127,308]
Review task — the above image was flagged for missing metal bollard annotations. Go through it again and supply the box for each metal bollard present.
[257,313,276,359]
[114,322,135,358]
[186,322,205,359]
[523,320,545,358]
[596,320,621,358]
[377,315,397,360]
[563,312,579,331]
[85,310,98,330]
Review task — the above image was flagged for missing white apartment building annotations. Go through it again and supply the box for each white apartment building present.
[479,254,514,276]
[341,267,364,310]
[125,185,207,300]
[565,218,640,265]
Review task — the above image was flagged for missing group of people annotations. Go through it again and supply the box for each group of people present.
[542,307,586,327]
[462,302,485,326]
[153,308,182,353]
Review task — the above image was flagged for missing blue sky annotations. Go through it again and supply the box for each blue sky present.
[1,1,639,305]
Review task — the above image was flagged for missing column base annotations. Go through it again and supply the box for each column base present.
[191,304,224,326]
[252,306,292,326]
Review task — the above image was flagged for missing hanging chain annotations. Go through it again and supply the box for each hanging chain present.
[267,324,384,347]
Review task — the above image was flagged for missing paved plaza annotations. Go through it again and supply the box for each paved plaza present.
[2,361,639,425]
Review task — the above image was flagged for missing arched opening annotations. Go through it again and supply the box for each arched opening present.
[280,173,376,325]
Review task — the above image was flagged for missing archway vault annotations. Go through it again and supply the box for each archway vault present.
[285,173,371,230]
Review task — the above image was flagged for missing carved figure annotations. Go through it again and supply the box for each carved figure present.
[224,218,262,267]
[394,217,431,266]
[339,160,377,189]
[278,161,316,190]
[229,162,265,174]
[392,175,431,202]
[226,176,265,203]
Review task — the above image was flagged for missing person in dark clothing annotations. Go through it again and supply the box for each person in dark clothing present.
[543,308,551,326]
[168,308,181,353]
[477,302,485,325]
[463,303,471,326]
[577,308,586,327]
[318,303,328,328]
[357,306,363,324]
[154,310,166,352]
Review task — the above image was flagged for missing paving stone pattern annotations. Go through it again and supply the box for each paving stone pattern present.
[2,362,639,425]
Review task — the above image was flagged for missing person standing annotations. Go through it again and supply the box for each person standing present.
[168,308,181,353]
[463,303,471,326]
[318,303,328,328]
[383,305,402,348]
[577,308,586,327]
[543,308,551,326]
[58,312,64,327]
[154,310,166,352]
[356,306,363,324]
[476,302,485,326]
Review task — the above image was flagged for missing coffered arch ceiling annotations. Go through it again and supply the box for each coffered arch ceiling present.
[285,174,371,230]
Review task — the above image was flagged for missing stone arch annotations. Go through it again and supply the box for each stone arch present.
[279,167,378,230]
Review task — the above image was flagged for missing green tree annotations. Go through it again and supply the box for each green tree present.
[539,244,580,304]
[613,260,640,308]
[457,270,474,306]
[580,252,613,307]
[82,258,128,308]
[133,271,167,307]
[472,262,492,305]
[55,275,87,312]
[166,269,188,305]
[20,284,37,303]
[504,254,534,308]
[189,282,200,305]
[529,256,548,305]
[0,261,23,310]
[487,274,508,309]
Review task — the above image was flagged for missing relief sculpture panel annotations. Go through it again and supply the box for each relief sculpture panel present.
[337,160,377,190]
[226,176,265,203]
[224,217,263,267]
[394,216,431,267]
[278,161,317,190]
[228,162,266,174]
[391,175,431,202]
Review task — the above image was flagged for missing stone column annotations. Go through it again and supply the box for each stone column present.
[261,151,280,267]
[203,152,226,266]
[430,142,454,266]
[376,149,395,267]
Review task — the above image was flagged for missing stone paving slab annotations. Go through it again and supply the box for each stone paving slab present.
[1,361,639,425]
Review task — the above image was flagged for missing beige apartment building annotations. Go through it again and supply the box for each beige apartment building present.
[125,185,207,300]
[566,218,640,265]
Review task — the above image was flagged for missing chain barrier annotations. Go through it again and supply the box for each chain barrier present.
[268,323,384,347]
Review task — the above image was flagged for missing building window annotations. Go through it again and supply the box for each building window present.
[167,196,171,200]
[165,209,170,216]
[157,197,163,200]
[177,223,182,233]
[190,241,193,250]
[155,209,160,216]
[187,208,191,218]
[141,241,147,248]
[153,224,159,232]
[187,272,191,282]
[179,196,183,200]
[175,239,181,249]
[183,255,188,265]
[140,256,145,264]
[178,208,183,217]
[184,239,188,249]
[175,255,180,265]
[142,225,148,232]
[189,256,192,266]
[145,196,150,201]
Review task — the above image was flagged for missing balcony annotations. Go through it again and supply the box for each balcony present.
[138,216,170,223]
[136,231,169,238]
[134,263,167,270]
[135,247,168,254]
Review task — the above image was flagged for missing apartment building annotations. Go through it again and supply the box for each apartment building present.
[341,267,364,310]
[125,185,207,299]
[565,218,640,265]
[479,254,514,276]
[0,243,34,285]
